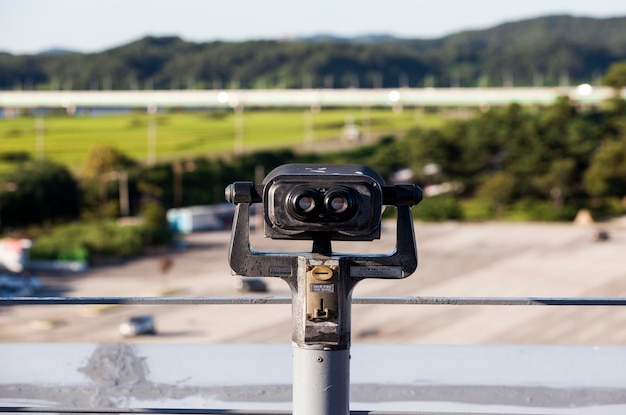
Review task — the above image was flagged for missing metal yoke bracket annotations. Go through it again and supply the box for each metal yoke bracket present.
[228,201,417,284]
[229,203,417,347]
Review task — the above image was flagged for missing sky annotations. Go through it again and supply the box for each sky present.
[1,0,626,54]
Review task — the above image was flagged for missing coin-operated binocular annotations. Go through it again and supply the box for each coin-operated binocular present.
[226,164,422,415]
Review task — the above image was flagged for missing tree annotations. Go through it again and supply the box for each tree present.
[603,61,626,91]
[140,199,172,245]
[532,158,576,208]
[476,172,517,216]
[79,145,137,218]
[80,145,136,180]
[583,140,626,198]
[0,160,80,229]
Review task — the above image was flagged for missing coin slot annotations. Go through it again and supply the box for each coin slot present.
[307,265,338,320]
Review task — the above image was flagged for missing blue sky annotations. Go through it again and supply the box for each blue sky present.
[1,0,626,54]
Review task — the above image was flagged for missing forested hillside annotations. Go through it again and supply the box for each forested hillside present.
[1,15,625,90]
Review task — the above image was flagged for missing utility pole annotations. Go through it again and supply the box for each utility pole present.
[35,112,44,160]
[147,105,157,165]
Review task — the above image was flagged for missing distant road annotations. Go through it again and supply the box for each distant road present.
[0,86,622,110]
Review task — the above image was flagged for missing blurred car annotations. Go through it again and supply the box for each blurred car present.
[233,277,268,293]
[590,229,610,242]
[119,315,157,337]
[0,273,42,297]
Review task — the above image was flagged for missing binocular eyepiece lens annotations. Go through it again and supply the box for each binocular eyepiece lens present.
[287,186,357,222]
[288,188,319,220]
[296,194,316,213]
[329,196,348,212]
[325,190,353,217]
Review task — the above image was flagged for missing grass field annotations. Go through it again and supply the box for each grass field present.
[0,107,444,173]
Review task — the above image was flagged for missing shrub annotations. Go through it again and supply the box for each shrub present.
[140,201,173,246]
[505,199,578,222]
[461,199,493,221]
[29,221,144,261]
[413,195,463,222]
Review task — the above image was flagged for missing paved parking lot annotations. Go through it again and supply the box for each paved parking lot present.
[1,219,625,344]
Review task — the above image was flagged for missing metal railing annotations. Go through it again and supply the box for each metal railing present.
[0,407,538,415]
[2,294,625,415]
[3,295,626,306]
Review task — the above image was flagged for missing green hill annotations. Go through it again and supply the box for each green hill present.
[1,15,626,90]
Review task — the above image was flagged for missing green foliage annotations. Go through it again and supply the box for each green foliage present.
[532,158,576,206]
[583,140,626,197]
[588,197,626,220]
[476,172,517,216]
[365,136,414,177]
[29,221,144,261]
[140,201,173,246]
[603,61,626,90]
[505,199,579,222]
[2,16,626,90]
[413,195,463,222]
[460,199,493,221]
[0,152,30,162]
[0,159,80,229]
[80,145,137,180]
[392,98,626,221]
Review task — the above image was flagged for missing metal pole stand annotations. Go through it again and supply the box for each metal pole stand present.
[227,193,419,415]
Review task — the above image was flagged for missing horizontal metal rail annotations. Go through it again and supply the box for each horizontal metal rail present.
[2,295,626,306]
[0,407,548,415]
[0,408,290,415]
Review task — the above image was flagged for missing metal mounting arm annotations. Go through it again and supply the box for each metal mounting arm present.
[228,202,298,279]
[227,181,420,280]
[344,204,418,280]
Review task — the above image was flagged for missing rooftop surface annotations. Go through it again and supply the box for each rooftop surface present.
[2,220,626,413]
